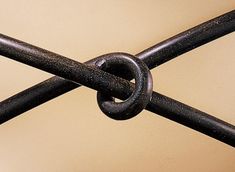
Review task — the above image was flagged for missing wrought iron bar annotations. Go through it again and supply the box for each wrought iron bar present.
[0,10,234,146]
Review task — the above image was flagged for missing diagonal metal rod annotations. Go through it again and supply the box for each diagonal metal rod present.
[0,10,235,146]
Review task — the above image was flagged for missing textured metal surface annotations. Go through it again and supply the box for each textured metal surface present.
[0,10,234,147]
[96,53,153,120]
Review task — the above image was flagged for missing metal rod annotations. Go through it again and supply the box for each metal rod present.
[0,10,235,146]
[137,9,235,68]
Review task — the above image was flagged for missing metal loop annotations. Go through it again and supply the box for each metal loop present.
[96,52,153,120]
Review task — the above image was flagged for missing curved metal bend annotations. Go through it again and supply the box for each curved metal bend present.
[96,53,153,120]
[0,10,234,146]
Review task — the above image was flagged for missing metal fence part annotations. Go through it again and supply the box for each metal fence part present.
[0,10,234,147]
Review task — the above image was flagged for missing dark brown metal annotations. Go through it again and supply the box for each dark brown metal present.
[0,10,234,147]
[96,53,153,120]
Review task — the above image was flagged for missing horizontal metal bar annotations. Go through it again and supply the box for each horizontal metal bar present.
[0,10,235,146]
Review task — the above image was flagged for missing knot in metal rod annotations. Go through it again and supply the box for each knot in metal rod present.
[95,52,153,120]
[0,10,235,146]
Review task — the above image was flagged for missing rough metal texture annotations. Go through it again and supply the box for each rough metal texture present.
[96,53,153,120]
[0,10,234,147]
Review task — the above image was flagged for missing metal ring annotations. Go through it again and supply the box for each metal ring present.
[95,52,153,120]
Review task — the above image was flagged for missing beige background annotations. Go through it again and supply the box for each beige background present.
[0,0,234,171]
